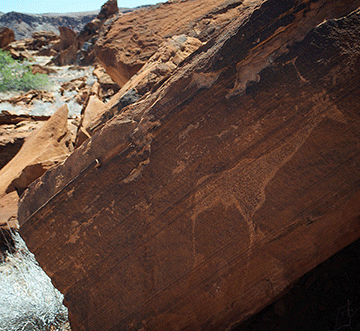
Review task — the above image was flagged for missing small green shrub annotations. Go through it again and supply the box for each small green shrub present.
[0,49,51,92]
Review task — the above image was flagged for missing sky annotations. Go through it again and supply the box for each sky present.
[0,0,165,14]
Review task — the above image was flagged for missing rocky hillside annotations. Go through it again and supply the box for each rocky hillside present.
[0,6,145,40]
[0,11,98,40]
[0,0,359,330]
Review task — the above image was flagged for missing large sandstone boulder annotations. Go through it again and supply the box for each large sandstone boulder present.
[0,104,73,198]
[19,1,360,330]
[0,27,15,48]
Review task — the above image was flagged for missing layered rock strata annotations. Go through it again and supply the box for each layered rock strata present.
[19,0,360,330]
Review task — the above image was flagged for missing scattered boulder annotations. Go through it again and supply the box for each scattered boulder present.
[28,31,60,51]
[50,27,80,66]
[5,31,59,57]
[0,90,55,105]
[6,39,30,51]
[60,77,87,94]
[0,111,49,125]
[31,64,57,75]
[0,104,73,198]
[0,27,15,49]
[4,47,32,61]
[53,27,78,52]
[60,77,91,104]
[0,111,49,169]
[35,46,57,57]
[0,112,49,170]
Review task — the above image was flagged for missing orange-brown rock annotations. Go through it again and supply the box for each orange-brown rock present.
[0,191,19,257]
[0,115,46,170]
[19,1,360,330]
[88,34,203,137]
[60,76,91,104]
[4,47,32,61]
[94,0,246,87]
[0,104,73,197]
[0,90,55,105]
[75,95,105,147]
[97,0,119,20]
[51,26,80,66]
[53,26,78,52]
[0,27,15,48]
[28,31,60,51]
[92,65,120,99]
[0,111,49,125]
[0,191,19,230]
[31,64,57,75]
[128,34,203,96]
[4,31,59,57]
[51,0,120,66]
[60,77,87,94]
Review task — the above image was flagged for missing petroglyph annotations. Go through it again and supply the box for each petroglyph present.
[191,92,345,251]
[287,57,309,84]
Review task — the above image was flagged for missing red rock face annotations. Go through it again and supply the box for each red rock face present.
[19,0,360,330]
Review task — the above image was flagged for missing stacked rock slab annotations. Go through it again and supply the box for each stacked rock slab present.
[19,0,360,330]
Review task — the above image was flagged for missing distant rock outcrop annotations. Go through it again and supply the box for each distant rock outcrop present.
[18,1,360,331]
[48,0,120,66]
[0,11,98,40]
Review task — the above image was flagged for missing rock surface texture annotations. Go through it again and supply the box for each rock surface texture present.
[19,0,360,330]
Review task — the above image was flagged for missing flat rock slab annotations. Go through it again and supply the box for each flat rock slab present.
[19,1,360,330]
